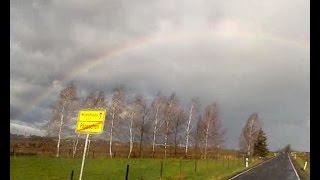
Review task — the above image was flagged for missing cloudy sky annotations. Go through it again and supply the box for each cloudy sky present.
[10,0,309,151]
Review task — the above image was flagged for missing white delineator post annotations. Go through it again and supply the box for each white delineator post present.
[304,161,308,171]
[245,158,249,168]
[79,134,90,180]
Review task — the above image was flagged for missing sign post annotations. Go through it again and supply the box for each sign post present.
[76,109,107,180]
[79,134,89,180]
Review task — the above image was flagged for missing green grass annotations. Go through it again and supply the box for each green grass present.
[291,153,310,180]
[10,156,261,180]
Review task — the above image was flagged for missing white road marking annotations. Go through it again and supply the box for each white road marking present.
[288,154,301,180]
[228,156,277,180]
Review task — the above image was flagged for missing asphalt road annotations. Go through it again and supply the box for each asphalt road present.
[230,153,300,180]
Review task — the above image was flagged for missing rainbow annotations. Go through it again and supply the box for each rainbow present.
[14,28,309,121]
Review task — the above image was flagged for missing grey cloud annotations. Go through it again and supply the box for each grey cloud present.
[10,0,309,151]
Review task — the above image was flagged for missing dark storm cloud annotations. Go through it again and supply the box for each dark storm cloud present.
[10,0,309,151]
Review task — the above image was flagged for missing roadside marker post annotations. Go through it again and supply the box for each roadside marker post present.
[125,164,130,180]
[75,109,107,180]
[70,170,74,180]
[304,161,308,171]
[245,158,249,168]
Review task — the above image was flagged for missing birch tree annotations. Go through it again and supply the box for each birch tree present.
[173,107,186,157]
[162,93,178,158]
[185,98,200,156]
[72,91,95,158]
[202,103,224,159]
[132,95,149,157]
[150,93,167,157]
[108,87,125,158]
[118,104,135,159]
[47,82,77,158]
[239,113,261,157]
[127,109,135,159]
[72,90,107,158]
[193,115,204,158]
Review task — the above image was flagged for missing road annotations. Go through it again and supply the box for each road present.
[230,153,300,180]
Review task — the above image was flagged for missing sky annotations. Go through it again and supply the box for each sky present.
[10,0,309,151]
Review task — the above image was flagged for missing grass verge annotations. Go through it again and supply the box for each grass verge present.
[11,156,255,180]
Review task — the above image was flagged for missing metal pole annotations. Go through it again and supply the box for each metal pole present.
[86,140,91,157]
[70,170,74,180]
[125,164,129,180]
[79,134,90,180]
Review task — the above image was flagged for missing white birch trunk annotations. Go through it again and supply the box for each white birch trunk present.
[109,107,115,158]
[247,119,254,156]
[185,104,194,156]
[164,121,169,159]
[128,112,134,159]
[72,134,80,158]
[164,134,168,158]
[204,121,210,160]
[56,106,64,158]
[152,106,159,154]
[164,100,173,159]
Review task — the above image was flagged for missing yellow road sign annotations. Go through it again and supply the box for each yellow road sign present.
[76,109,107,134]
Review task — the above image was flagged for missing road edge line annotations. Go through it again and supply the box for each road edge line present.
[228,156,277,180]
[288,154,301,180]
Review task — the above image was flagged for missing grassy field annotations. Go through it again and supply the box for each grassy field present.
[291,152,310,180]
[10,156,261,180]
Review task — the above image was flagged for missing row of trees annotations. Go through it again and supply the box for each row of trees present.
[47,83,269,159]
[47,83,226,159]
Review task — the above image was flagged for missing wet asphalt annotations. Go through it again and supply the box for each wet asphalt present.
[230,153,299,180]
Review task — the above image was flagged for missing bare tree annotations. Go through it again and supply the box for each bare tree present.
[47,82,78,158]
[150,93,167,157]
[118,103,135,159]
[185,98,200,157]
[127,109,135,159]
[108,87,126,158]
[70,99,81,158]
[193,115,204,158]
[72,91,95,158]
[202,103,224,159]
[72,90,107,158]
[162,93,178,158]
[132,95,149,158]
[82,91,97,109]
[173,107,186,157]
[239,113,261,157]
